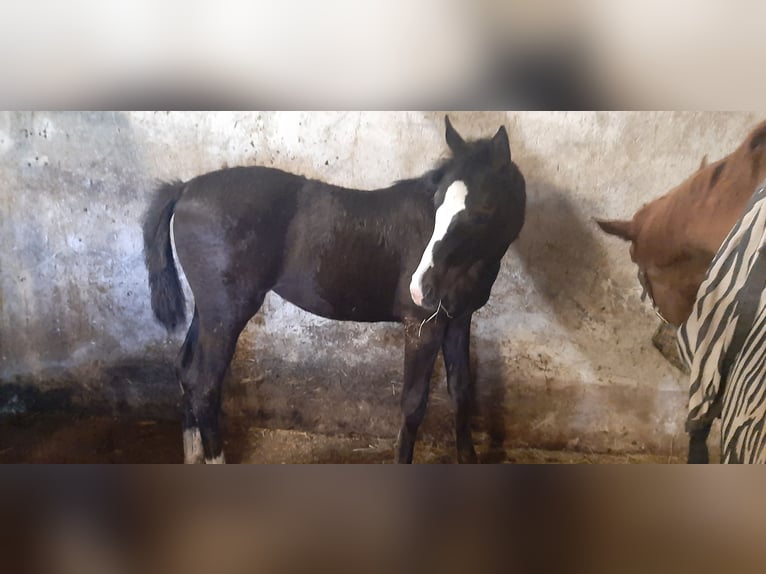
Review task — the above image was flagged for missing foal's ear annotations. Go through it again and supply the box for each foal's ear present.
[445,115,466,154]
[698,154,708,170]
[595,218,636,242]
[491,125,511,166]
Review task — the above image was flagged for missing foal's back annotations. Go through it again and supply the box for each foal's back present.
[172,166,435,323]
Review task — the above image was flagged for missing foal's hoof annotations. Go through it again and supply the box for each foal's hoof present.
[393,431,415,464]
[183,427,205,464]
[457,448,478,464]
[393,451,414,464]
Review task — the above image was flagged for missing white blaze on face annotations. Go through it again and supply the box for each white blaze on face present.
[410,180,469,307]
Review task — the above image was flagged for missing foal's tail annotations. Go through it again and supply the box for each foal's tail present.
[142,180,187,332]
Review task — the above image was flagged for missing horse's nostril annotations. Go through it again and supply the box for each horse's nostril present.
[422,284,434,301]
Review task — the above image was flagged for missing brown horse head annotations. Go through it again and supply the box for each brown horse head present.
[597,120,766,327]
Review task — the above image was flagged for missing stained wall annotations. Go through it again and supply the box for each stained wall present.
[1,111,761,453]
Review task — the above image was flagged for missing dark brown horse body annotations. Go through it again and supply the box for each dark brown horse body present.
[143,117,526,463]
[597,119,766,462]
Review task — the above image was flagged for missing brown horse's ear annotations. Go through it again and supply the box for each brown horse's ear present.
[445,115,466,154]
[595,218,635,242]
[748,120,766,152]
[698,154,709,170]
[491,125,511,166]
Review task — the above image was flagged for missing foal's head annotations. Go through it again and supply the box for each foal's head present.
[410,116,526,317]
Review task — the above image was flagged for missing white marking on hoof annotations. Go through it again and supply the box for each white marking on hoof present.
[410,181,468,307]
[183,427,204,464]
[205,453,226,464]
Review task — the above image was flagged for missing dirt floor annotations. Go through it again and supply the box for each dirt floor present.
[0,414,683,463]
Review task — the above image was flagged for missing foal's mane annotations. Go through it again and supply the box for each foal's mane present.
[396,156,454,195]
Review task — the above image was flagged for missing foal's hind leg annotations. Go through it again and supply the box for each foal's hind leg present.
[395,318,446,463]
[177,292,262,464]
[181,394,204,464]
[442,313,477,463]
[179,319,245,464]
[177,308,204,464]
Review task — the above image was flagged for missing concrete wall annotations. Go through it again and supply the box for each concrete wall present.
[1,111,762,453]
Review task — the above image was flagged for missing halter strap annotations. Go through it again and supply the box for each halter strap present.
[637,268,670,324]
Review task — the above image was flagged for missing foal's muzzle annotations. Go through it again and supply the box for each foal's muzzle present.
[411,283,438,310]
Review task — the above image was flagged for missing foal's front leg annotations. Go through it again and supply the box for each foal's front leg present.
[395,318,446,463]
[442,313,477,463]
